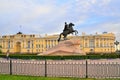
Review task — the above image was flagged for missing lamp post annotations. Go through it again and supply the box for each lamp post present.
[6,40,10,60]
[114,40,119,52]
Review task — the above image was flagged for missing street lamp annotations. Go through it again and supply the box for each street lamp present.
[114,40,119,52]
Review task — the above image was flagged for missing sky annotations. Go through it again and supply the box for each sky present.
[0,0,120,40]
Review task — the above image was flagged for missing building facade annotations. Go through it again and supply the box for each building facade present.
[79,32,115,53]
[0,32,115,54]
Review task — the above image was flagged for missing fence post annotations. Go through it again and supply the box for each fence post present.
[45,59,47,77]
[10,59,12,75]
[86,60,88,78]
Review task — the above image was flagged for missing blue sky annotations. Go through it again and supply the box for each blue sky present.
[0,0,120,40]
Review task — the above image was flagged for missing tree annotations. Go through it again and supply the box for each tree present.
[114,41,119,51]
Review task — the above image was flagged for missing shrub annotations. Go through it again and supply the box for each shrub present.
[0,53,120,60]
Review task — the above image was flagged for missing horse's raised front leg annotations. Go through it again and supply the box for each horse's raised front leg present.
[74,30,78,35]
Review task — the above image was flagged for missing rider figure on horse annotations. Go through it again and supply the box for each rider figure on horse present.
[63,22,74,34]
[58,22,78,42]
[63,22,70,32]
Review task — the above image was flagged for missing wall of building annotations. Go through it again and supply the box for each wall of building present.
[79,32,115,53]
[0,32,115,54]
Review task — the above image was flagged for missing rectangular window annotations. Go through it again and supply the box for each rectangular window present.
[85,43,87,47]
[32,44,33,48]
[100,43,103,47]
[36,44,38,48]
[89,39,94,48]
[96,43,99,47]
[28,41,30,48]
[8,41,10,49]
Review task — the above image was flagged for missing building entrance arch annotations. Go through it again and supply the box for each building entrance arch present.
[16,42,21,53]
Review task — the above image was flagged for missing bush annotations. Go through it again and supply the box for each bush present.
[0,53,120,60]
[0,50,2,54]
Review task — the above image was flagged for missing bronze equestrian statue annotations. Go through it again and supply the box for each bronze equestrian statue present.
[58,22,78,42]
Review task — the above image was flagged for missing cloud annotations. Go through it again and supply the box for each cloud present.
[97,22,120,41]
[85,21,120,41]
[0,0,120,39]
[75,0,111,13]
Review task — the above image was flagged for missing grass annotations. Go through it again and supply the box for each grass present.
[95,78,120,80]
[0,74,94,80]
[0,74,120,80]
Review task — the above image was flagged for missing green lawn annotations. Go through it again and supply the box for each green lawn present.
[0,75,120,80]
[0,75,92,80]
[95,78,120,80]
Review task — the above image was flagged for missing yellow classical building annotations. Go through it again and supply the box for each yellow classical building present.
[79,32,115,53]
[0,32,115,54]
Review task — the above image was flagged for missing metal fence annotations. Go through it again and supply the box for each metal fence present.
[46,60,86,78]
[0,59,10,74]
[0,58,120,78]
[12,59,45,76]
[87,59,120,78]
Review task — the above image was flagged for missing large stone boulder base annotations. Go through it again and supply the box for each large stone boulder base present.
[39,38,86,56]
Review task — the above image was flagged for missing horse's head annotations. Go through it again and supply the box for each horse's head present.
[69,23,75,26]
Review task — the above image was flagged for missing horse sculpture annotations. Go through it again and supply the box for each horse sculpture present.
[58,22,78,42]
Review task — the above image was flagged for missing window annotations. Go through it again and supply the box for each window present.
[104,49,106,51]
[32,44,33,48]
[104,42,106,47]
[36,44,38,48]
[90,48,94,52]
[27,50,30,52]
[28,41,30,48]
[85,38,87,41]
[8,41,10,49]
[80,44,82,47]
[36,49,38,52]
[3,41,5,48]
[96,43,99,47]
[106,43,109,47]
[30,35,32,37]
[85,43,87,47]
[100,43,103,47]
[89,39,94,48]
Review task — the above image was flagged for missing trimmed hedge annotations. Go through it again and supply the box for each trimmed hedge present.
[0,51,2,54]
[0,53,120,60]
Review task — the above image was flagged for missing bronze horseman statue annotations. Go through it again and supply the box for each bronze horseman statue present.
[58,22,78,42]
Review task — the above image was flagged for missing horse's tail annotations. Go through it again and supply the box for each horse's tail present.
[58,33,63,42]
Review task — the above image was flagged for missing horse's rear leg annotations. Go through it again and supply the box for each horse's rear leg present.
[63,34,67,40]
